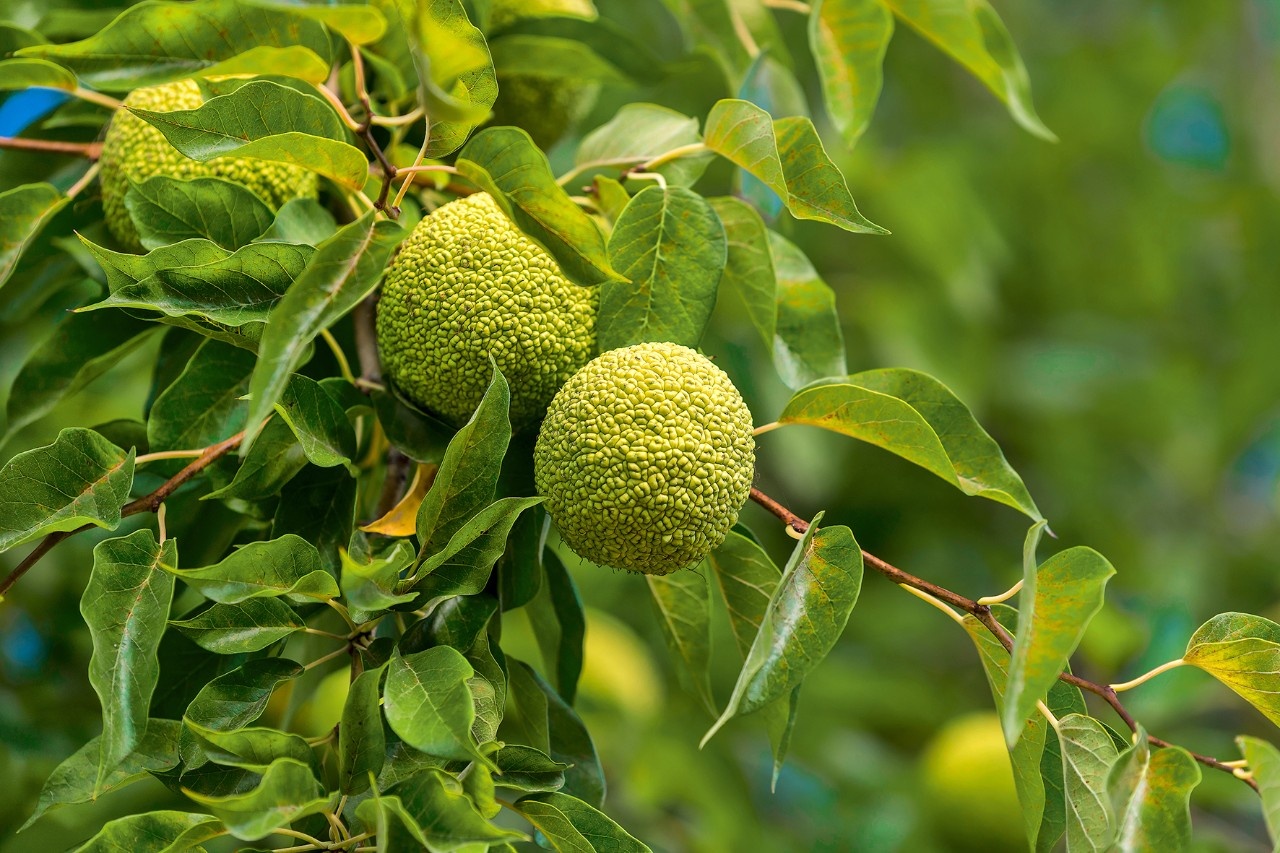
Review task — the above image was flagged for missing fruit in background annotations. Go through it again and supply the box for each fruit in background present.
[920,712,1025,851]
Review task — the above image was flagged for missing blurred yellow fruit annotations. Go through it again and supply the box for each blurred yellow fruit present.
[291,668,350,739]
[920,712,1025,852]
[578,608,662,719]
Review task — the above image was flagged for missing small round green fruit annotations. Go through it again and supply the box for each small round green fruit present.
[920,712,1025,852]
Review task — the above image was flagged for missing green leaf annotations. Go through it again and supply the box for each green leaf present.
[257,197,337,245]
[882,0,1054,140]
[710,529,783,658]
[1057,713,1121,852]
[69,811,223,853]
[341,539,417,621]
[778,368,1043,519]
[410,496,545,607]
[130,79,366,189]
[1184,612,1280,727]
[489,34,628,85]
[598,186,727,351]
[502,658,551,754]
[125,176,276,251]
[574,103,711,187]
[275,374,357,469]
[203,417,306,500]
[0,428,134,554]
[0,183,69,292]
[373,389,453,463]
[80,531,176,793]
[647,568,715,714]
[768,231,846,388]
[340,665,387,795]
[384,645,492,766]
[17,0,332,91]
[81,237,313,328]
[709,197,776,351]
[244,212,405,451]
[169,598,303,653]
[506,660,605,806]
[165,534,336,603]
[184,658,303,733]
[1107,733,1200,852]
[517,792,651,852]
[1238,736,1280,849]
[186,722,316,773]
[1004,526,1114,745]
[270,463,357,572]
[704,517,862,744]
[526,547,585,703]
[246,0,387,43]
[415,367,512,553]
[0,57,77,90]
[493,745,569,794]
[809,0,893,146]
[22,720,181,832]
[4,311,159,440]
[407,0,498,154]
[357,769,525,848]
[147,339,255,454]
[703,100,885,234]
[183,757,329,841]
[456,127,621,286]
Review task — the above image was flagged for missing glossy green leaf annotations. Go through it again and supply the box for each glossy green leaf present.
[647,567,715,714]
[186,721,315,773]
[526,547,585,703]
[456,127,621,286]
[779,368,1043,519]
[883,0,1054,140]
[125,176,275,251]
[17,0,332,90]
[1238,736,1280,848]
[373,389,452,464]
[246,0,388,43]
[409,496,545,607]
[710,529,783,658]
[203,417,306,500]
[1058,713,1121,852]
[81,237,312,328]
[169,598,303,653]
[0,57,77,90]
[408,0,498,152]
[703,100,885,234]
[69,810,222,853]
[147,339,254,454]
[257,197,337,245]
[598,186,727,351]
[270,463,357,572]
[809,0,893,146]
[164,534,337,603]
[275,374,357,469]
[340,665,387,795]
[341,539,417,620]
[506,659,605,807]
[704,517,862,744]
[1107,733,1200,852]
[497,506,543,612]
[489,34,628,85]
[0,428,134,554]
[183,658,303,732]
[1184,612,1280,727]
[0,183,69,291]
[1005,526,1114,745]
[21,719,181,831]
[4,310,159,440]
[493,745,570,793]
[768,231,846,388]
[517,791,651,853]
[502,657,551,754]
[384,645,491,766]
[244,213,405,451]
[709,197,776,350]
[414,366,511,553]
[357,769,525,848]
[183,757,329,841]
[574,103,711,188]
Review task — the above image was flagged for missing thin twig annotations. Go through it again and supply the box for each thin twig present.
[747,487,1259,792]
[0,136,102,158]
[353,293,381,387]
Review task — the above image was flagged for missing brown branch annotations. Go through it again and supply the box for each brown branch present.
[0,136,102,159]
[748,487,1258,792]
[0,430,245,599]
[353,294,381,387]
[347,42,399,218]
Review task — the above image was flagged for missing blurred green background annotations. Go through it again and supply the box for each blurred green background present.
[3,1,1280,850]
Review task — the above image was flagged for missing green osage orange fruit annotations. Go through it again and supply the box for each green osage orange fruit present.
[920,712,1025,851]
[533,342,756,575]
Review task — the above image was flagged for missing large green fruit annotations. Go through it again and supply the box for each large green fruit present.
[376,192,597,429]
[534,342,755,575]
[489,75,599,151]
[920,712,1025,852]
[99,79,318,250]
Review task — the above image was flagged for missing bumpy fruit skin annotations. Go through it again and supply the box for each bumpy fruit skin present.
[920,713,1024,852]
[99,79,318,250]
[376,192,597,429]
[490,75,599,151]
[534,342,755,575]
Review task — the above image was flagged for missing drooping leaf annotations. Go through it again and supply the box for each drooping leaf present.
[356,769,525,849]
[709,196,776,351]
[18,0,333,90]
[1184,612,1280,727]
[68,810,223,853]
[125,176,276,251]
[504,659,605,807]
[340,539,417,620]
[244,212,404,451]
[574,103,711,188]
[146,339,255,454]
[0,183,69,292]
[185,721,316,773]
[384,645,491,766]
[1107,733,1200,852]
[709,528,783,658]
[598,186,727,351]
[361,462,437,537]
[1004,525,1114,745]
[517,791,651,853]
[768,231,846,389]
[169,598,303,654]
[456,127,621,287]
[340,665,387,795]
[0,428,134,554]
[779,368,1043,520]
[704,516,862,744]
[1057,713,1122,852]
[493,745,570,794]
[1238,736,1280,848]
[809,0,894,147]
[647,567,715,714]
[274,374,357,469]
[183,658,303,733]
[164,534,337,603]
[183,757,329,841]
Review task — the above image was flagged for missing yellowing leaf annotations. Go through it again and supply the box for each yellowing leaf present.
[361,463,439,536]
[1184,612,1280,727]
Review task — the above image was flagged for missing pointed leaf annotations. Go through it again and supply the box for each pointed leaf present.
[0,183,69,291]
[493,745,569,794]
[184,658,303,732]
[1185,612,1280,727]
[0,57,77,90]
[647,568,715,714]
[410,496,546,607]
[69,811,222,853]
[186,722,315,772]
[1238,736,1280,849]
[517,791,651,853]
[341,539,417,620]
[340,665,387,795]
[274,374,357,469]
[203,417,306,500]
[384,645,491,765]
[709,197,776,350]
[1058,713,1121,852]
[169,598,303,654]
[183,757,329,841]
[270,463,357,572]
[165,534,336,603]
[768,231,846,389]
[809,0,894,146]
[526,547,585,703]
[1107,734,1200,852]
[147,339,255,453]
[356,769,525,848]
[125,176,275,251]
[246,0,387,43]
